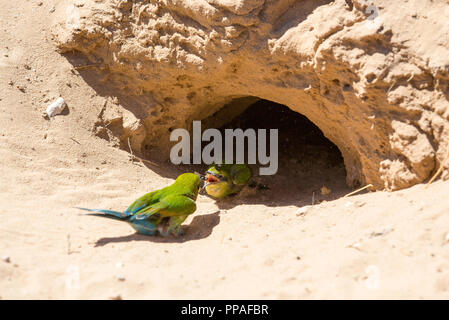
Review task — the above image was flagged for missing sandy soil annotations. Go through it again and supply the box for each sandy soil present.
[1,0,449,299]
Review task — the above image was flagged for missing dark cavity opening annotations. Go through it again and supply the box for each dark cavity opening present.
[183,98,349,205]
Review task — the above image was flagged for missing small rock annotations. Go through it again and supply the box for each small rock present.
[354,201,366,208]
[49,6,55,13]
[296,205,312,216]
[45,97,66,117]
[110,295,122,300]
[444,233,449,242]
[348,242,362,251]
[344,201,354,208]
[116,275,126,281]
[1,255,10,263]
[370,228,393,238]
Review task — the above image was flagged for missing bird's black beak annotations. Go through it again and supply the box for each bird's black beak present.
[194,172,206,190]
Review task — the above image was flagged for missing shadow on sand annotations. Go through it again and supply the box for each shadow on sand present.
[94,210,221,246]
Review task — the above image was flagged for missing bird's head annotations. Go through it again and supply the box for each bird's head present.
[202,164,233,198]
[175,172,202,196]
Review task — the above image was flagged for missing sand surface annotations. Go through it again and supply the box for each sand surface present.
[1,0,449,299]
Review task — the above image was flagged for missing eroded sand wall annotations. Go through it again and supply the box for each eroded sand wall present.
[53,0,449,190]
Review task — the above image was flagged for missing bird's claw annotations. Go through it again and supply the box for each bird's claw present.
[158,227,184,237]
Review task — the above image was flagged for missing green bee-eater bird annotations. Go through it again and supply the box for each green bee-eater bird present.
[76,173,202,237]
[203,163,252,199]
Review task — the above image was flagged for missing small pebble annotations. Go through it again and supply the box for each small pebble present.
[444,233,449,242]
[370,228,393,238]
[45,97,66,117]
[116,275,126,281]
[349,242,361,249]
[354,201,366,208]
[1,255,11,263]
[296,205,311,216]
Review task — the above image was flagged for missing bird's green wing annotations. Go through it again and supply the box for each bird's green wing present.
[134,194,197,220]
[230,164,252,185]
[124,190,162,215]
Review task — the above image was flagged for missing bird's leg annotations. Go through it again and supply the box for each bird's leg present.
[162,215,188,237]
[149,214,164,225]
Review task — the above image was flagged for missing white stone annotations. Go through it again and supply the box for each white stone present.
[296,205,312,216]
[46,97,66,117]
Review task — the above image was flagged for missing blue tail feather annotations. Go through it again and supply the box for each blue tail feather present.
[76,207,160,236]
[75,207,130,220]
